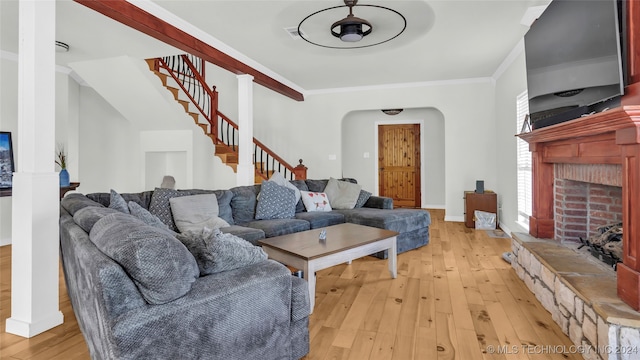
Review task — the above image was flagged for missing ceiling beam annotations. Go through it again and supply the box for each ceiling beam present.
[74,0,304,101]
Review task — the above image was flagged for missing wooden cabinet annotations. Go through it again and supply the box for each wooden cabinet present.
[464,191,497,228]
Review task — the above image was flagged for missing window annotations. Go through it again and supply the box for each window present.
[516,91,532,227]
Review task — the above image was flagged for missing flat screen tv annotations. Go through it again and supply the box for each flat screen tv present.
[524,0,626,129]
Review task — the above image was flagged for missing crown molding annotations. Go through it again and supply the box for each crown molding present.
[492,38,525,81]
[305,77,494,96]
[2,50,89,86]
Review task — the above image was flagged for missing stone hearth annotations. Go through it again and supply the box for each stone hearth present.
[511,232,640,360]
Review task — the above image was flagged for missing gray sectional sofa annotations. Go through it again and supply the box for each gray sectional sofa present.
[58,178,430,360]
[226,178,431,258]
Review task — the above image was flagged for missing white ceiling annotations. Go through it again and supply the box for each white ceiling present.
[1,0,551,93]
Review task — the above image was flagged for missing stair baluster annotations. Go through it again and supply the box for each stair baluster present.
[149,55,306,181]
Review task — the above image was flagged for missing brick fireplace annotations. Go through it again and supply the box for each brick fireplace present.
[519,105,640,311]
[554,164,623,244]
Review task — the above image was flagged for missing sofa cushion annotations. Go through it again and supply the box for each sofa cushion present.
[109,189,130,213]
[230,184,261,225]
[61,193,105,215]
[300,191,332,212]
[305,178,357,192]
[334,208,431,234]
[323,177,362,209]
[89,213,199,304]
[128,201,172,232]
[73,206,121,233]
[176,227,268,275]
[255,181,297,220]
[304,179,329,193]
[290,180,309,213]
[178,189,234,225]
[245,218,310,238]
[87,191,154,209]
[170,194,230,233]
[294,211,345,229]
[268,171,301,204]
[355,190,372,208]
[148,188,189,232]
[220,225,266,246]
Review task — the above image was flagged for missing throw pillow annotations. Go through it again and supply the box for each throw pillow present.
[176,227,268,275]
[108,189,129,214]
[61,193,105,216]
[300,191,333,212]
[268,171,301,204]
[354,190,373,208]
[169,194,231,233]
[255,181,297,220]
[323,177,362,209]
[73,206,120,233]
[128,201,172,232]
[148,188,188,232]
[89,213,199,304]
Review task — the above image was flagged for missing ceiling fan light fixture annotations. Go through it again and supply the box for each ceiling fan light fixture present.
[297,1,406,49]
[382,109,403,115]
[331,14,372,42]
[330,1,372,42]
[55,41,69,53]
[338,23,363,42]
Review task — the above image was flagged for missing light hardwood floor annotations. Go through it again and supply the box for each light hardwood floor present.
[1,210,583,360]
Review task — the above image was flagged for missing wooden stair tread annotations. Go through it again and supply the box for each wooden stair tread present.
[147,57,304,180]
[166,86,180,100]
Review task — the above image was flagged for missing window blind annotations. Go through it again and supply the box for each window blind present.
[516,91,532,227]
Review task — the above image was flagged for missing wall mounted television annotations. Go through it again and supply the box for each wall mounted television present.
[524,0,627,129]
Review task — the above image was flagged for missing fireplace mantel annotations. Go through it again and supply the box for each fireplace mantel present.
[519,105,640,311]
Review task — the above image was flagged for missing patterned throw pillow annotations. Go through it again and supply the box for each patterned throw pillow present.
[354,190,372,208]
[255,181,297,220]
[300,191,332,212]
[176,227,267,275]
[268,171,301,204]
[148,188,187,232]
[108,189,129,214]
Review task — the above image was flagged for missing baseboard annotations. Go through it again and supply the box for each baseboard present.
[0,237,11,246]
[444,215,464,222]
[5,311,64,338]
[423,204,445,209]
[498,224,512,236]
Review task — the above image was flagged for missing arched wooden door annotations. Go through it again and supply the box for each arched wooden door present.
[378,124,421,208]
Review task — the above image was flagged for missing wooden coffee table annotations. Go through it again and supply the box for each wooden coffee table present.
[258,223,398,313]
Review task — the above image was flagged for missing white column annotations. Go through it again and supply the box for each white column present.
[5,0,63,338]
[236,74,255,186]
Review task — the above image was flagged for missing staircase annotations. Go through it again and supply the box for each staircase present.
[146,55,306,182]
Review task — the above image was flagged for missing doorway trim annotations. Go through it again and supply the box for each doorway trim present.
[374,119,426,208]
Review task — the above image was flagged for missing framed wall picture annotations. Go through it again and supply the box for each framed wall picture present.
[0,131,15,189]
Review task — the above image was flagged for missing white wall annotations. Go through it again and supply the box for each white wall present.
[73,56,237,195]
[190,63,498,219]
[341,108,446,208]
[246,79,498,220]
[0,57,18,245]
[494,45,530,235]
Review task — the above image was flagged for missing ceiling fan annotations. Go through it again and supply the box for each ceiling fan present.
[330,0,372,42]
[297,0,405,49]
